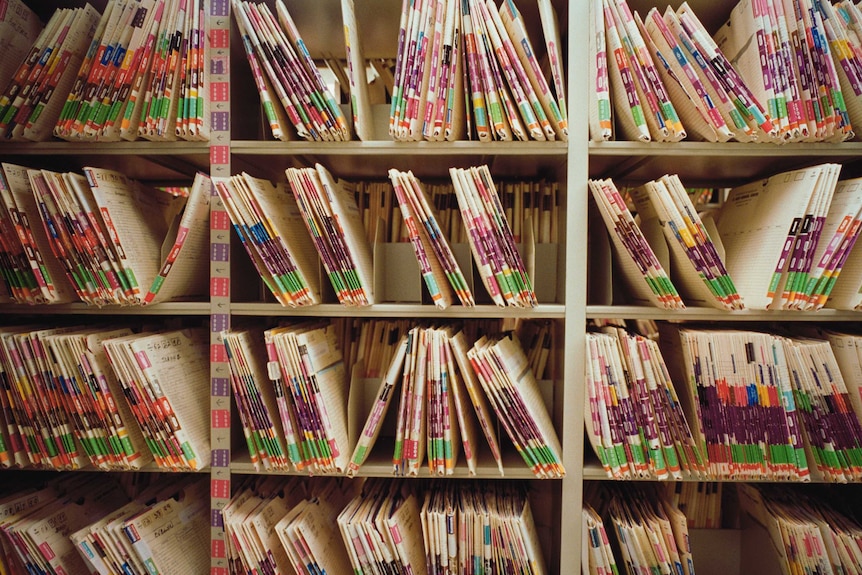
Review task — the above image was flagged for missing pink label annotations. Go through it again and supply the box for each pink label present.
[38,542,54,560]
[134,350,151,369]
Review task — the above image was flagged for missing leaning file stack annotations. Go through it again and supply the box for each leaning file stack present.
[285,164,375,306]
[263,321,351,475]
[214,172,322,307]
[585,327,706,480]
[55,0,209,142]
[590,0,862,142]
[101,326,211,471]
[232,0,351,141]
[389,0,567,142]
[0,4,100,141]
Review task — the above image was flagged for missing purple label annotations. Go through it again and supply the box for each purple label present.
[211,242,229,262]
[211,377,230,397]
[211,449,230,467]
[211,111,229,131]
[211,509,223,528]
[210,0,228,17]
[212,313,229,333]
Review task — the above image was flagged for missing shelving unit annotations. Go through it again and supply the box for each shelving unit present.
[0,0,579,573]
[585,2,862,574]
[4,0,862,574]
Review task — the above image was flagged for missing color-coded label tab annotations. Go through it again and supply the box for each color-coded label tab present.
[211,409,230,429]
[210,28,229,49]
[211,448,230,467]
[210,0,228,16]
[210,277,229,297]
[210,145,229,165]
[211,378,230,397]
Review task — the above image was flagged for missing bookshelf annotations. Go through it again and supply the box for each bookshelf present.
[587,1,862,574]
[1,0,860,574]
[0,0,578,573]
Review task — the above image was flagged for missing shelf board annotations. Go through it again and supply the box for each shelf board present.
[230,450,547,480]
[589,141,862,185]
[583,461,862,484]
[0,302,211,315]
[231,140,568,156]
[230,302,567,319]
[230,140,569,180]
[0,140,211,155]
[586,305,862,322]
[0,141,210,182]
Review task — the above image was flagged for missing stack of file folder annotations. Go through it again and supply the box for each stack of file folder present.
[262,321,350,474]
[101,326,211,471]
[0,325,167,471]
[589,177,685,309]
[593,0,686,143]
[782,335,862,483]
[591,0,860,143]
[822,178,862,310]
[739,484,862,575]
[716,164,847,310]
[0,475,132,575]
[286,164,375,306]
[233,0,352,141]
[450,165,537,307]
[214,172,322,307]
[390,0,567,142]
[715,0,858,142]
[592,168,862,310]
[54,0,209,142]
[222,328,291,472]
[468,332,564,478]
[0,164,210,306]
[388,169,474,309]
[582,504,622,575]
[0,1,43,93]
[585,484,696,575]
[0,4,101,142]
[660,325,808,481]
[338,478,548,575]
[585,328,706,480]
[71,476,209,575]
[352,325,475,477]
[222,477,356,575]
[630,174,743,310]
[658,324,862,482]
[27,326,151,471]
[338,479,427,575]
[418,480,548,575]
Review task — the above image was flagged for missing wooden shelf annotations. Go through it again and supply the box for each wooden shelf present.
[230,450,546,480]
[230,302,567,319]
[586,305,862,322]
[0,302,212,315]
[589,141,862,186]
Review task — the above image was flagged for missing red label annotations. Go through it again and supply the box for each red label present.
[211,409,230,428]
[210,344,227,363]
[210,29,229,49]
[210,479,230,499]
[210,277,229,297]
[209,81,229,102]
[209,145,229,165]
[211,210,230,231]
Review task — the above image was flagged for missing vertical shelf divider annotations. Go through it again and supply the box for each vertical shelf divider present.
[207,1,232,573]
